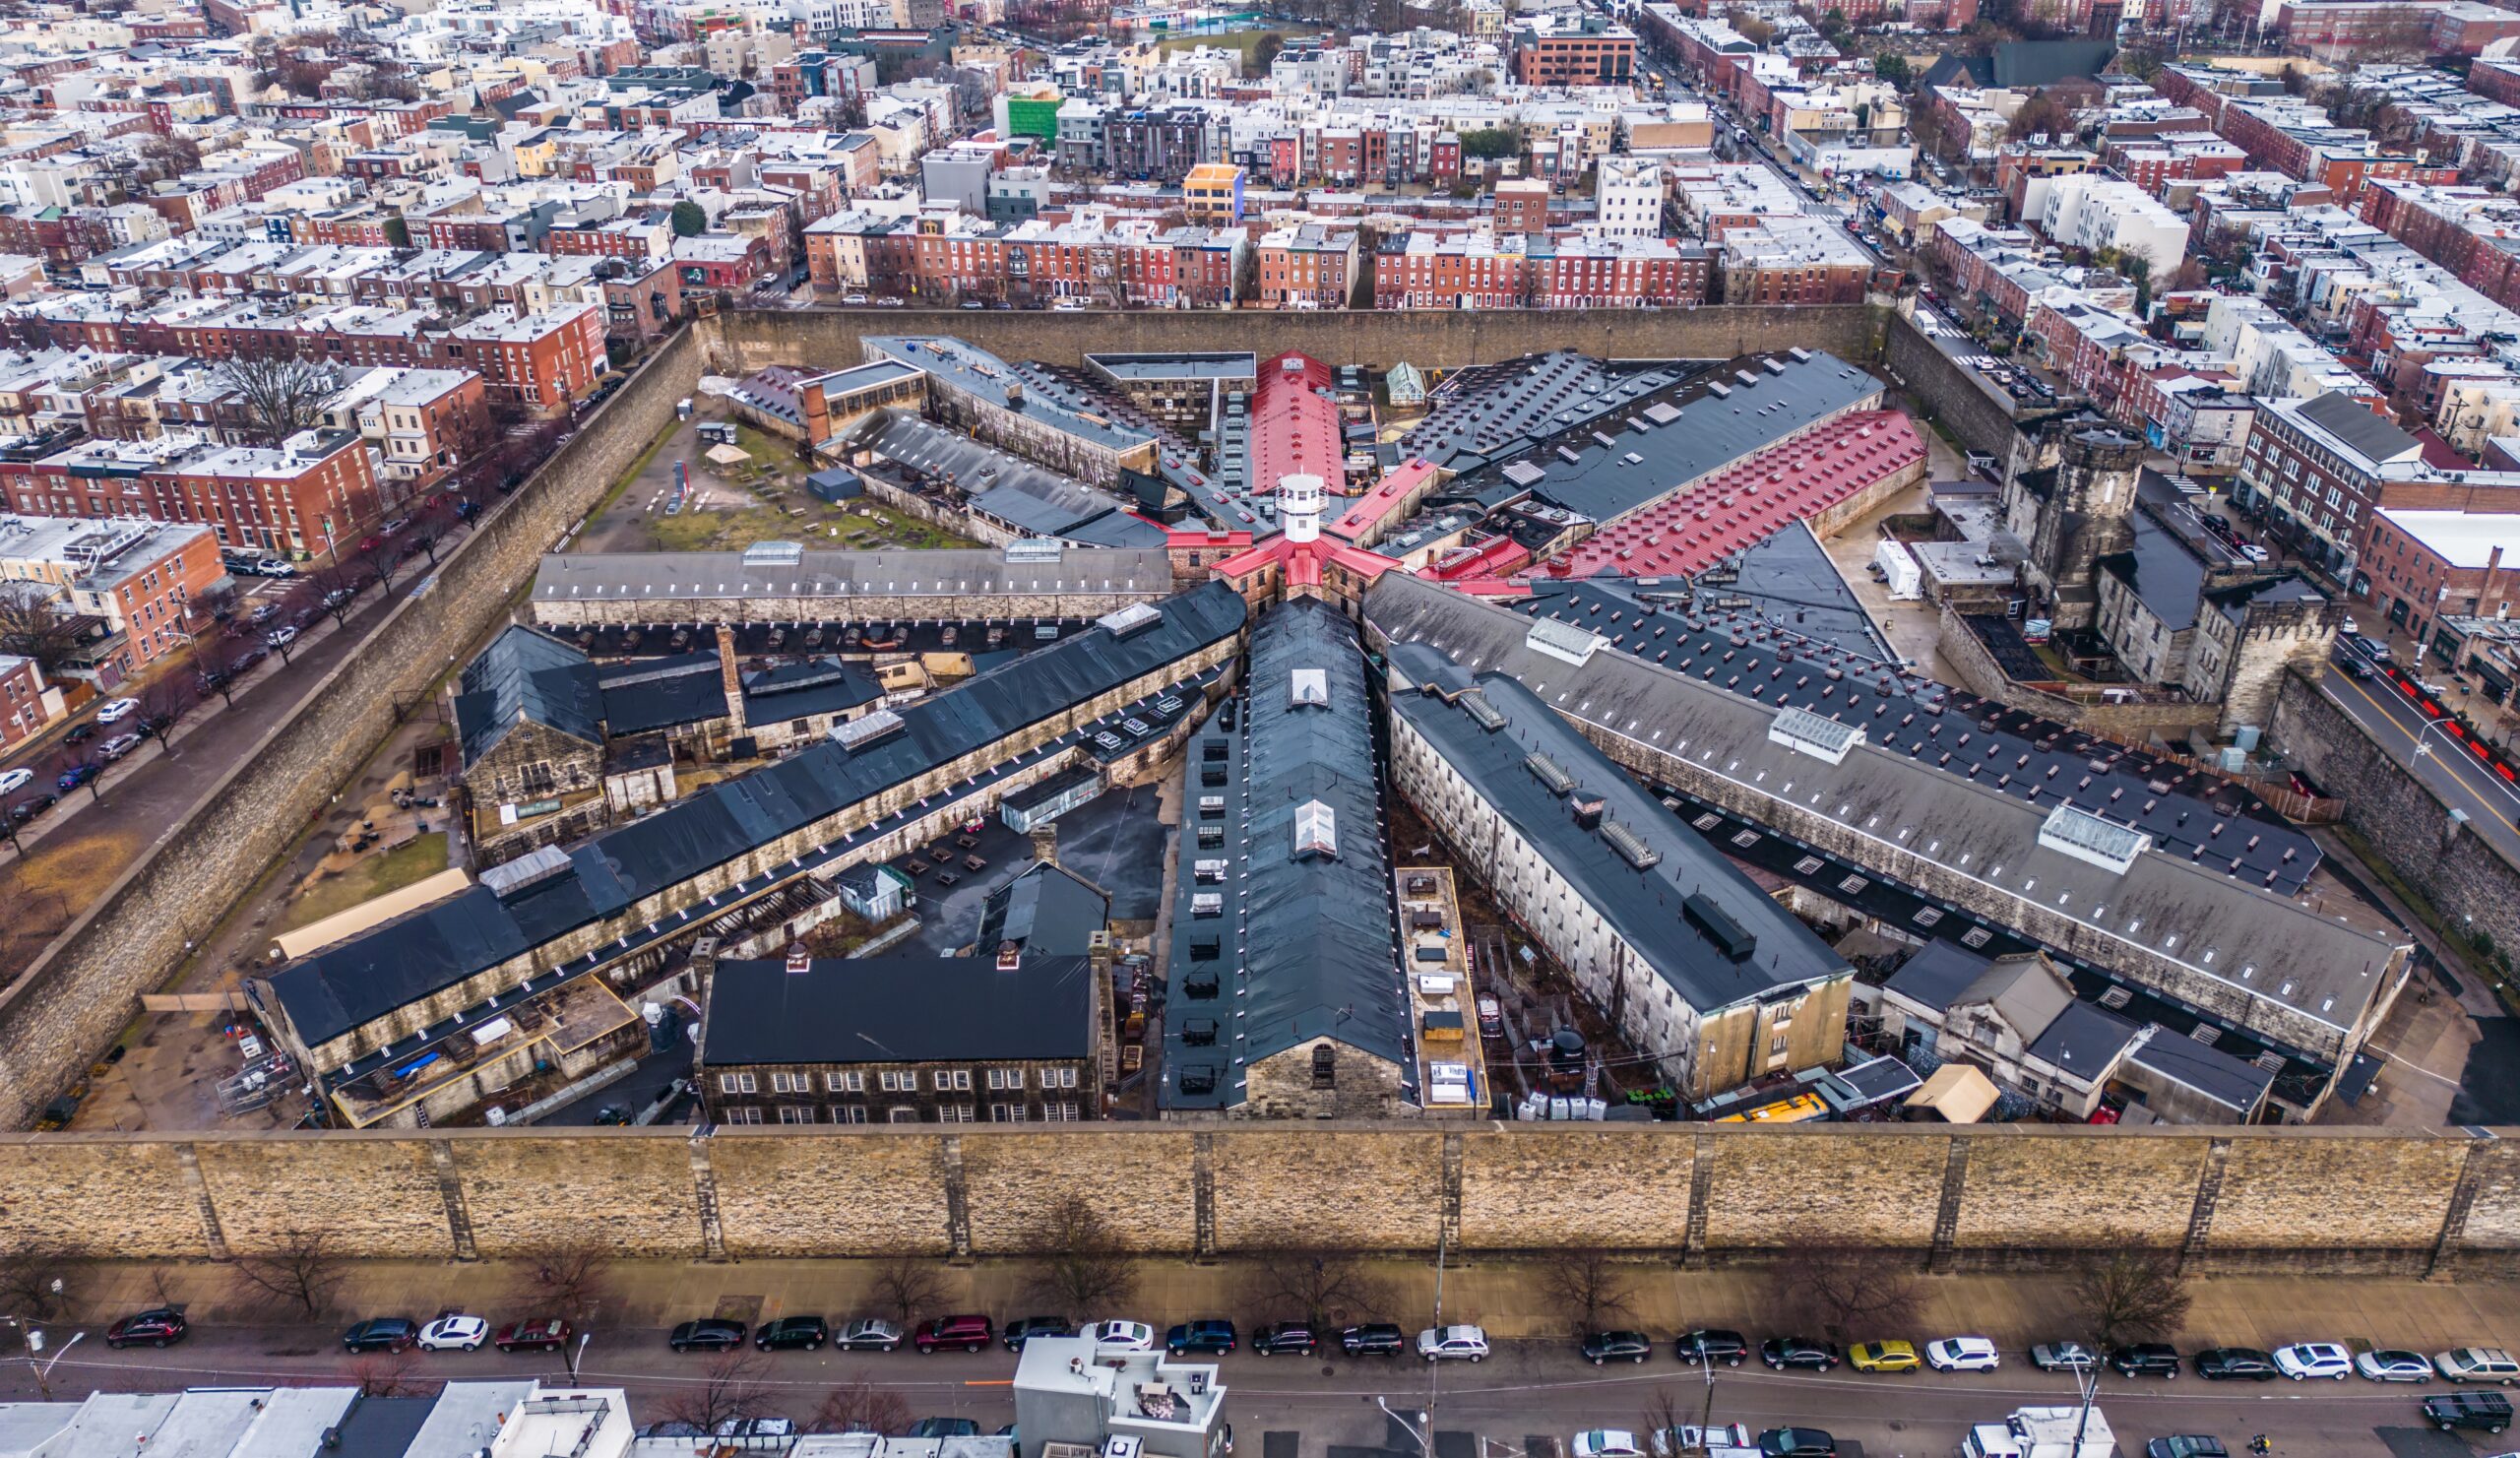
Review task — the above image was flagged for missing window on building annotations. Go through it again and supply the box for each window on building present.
[828,1070,864,1093]
[879,1070,914,1092]
[941,1069,972,1091]
[986,1067,1023,1090]
[724,1105,763,1124]
[718,1071,757,1094]
[940,1103,975,1122]
[1311,1045,1337,1089]
[778,1106,814,1124]
[886,1106,918,1123]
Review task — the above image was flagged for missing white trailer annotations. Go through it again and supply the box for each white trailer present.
[1962,1406,2115,1458]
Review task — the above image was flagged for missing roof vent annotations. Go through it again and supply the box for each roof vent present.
[1525,752,1576,795]
[1603,819,1660,870]
[1683,891,1755,961]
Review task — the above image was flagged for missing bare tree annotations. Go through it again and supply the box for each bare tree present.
[0,1253,68,1319]
[0,588,83,674]
[193,632,254,708]
[307,562,366,628]
[655,1350,772,1433]
[811,1376,912,1434]
[2070,1246,2190,1349]
[510,1240,613,1324]
[346,1351,430,1397]
[1243,1250,1388,1331]
[868,1256,948,1327]
[1540,1248,1639,1337]
[218,353,344,446]
[1784,1247,1922,1343]
[232,1230,346,1318]
[138,668,202,757]
[1023,1193,1136,1313]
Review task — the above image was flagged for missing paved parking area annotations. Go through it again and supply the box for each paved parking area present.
[1040,779,1169,921]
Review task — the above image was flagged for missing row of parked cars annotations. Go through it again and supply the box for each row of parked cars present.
[661,1311,1462,1361]
[1630,1329,2520,1386]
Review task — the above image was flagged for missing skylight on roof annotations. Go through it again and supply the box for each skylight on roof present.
[1603,819,1661,870]
[1293,799,1337,859]
[1768,706,1862,765]
[1291,667,1329,708]
[1527,616,1602,667]
[2037,803,2150,876]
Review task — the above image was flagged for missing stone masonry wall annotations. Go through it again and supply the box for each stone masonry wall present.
[1880,308,2058,465]
[0,1123,2513,1276]
[2270,666,2520,960]
[0,327,707,1131]
[701,305,1884,372]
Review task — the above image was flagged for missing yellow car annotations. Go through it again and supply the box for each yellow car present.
[1850,1340,1922,1373]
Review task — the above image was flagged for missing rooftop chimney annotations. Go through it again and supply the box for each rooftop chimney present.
[801,376,832,447]
[785,941,811,976]
[996,939,1022,973]
[1031,823,1057,868]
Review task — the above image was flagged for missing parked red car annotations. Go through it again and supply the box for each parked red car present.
[914,1314,993,1354]
[105,1308,186,1349]
[495,1317,573,1353]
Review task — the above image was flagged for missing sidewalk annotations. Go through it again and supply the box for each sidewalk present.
[43,1255,2520,1351]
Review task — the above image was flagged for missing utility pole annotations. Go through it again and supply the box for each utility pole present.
[1424,1231,1447,1458]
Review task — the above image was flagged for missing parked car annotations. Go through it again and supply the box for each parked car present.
[96,733,141,761]
[2358,1349,2435,1383]
[266,626,298,648]
[94,698,137,724]
[1582,1330,1654,1366]
[1253,1323,1317,1356]
[756,1316,830,1352]
[1760,1337,1840,1371]
[61,723,95,744]
[343,1318,418,1354]
[2146,1437,2229,1458]
[1572,1431,1649,1458]
[1003,1316,1075,1352]
[1080,1320,1155,1351]
[2194,1348,2280,1381]
[1757,1429,1836,1458]
[913,1314,992,1354]
[494,1318,572,1353]
[8,792,57,825]
[910,1419,981,1438]
[2426,1392,2515,1433]
[1678,1330,1750,1366]
[1166,1320,1237,1356]
[1341,1324,1407,1357]
[417,1316,489,1353]
[0,769,27,797]
[2439,1349,2520,1385]
[2031,1342,2097,1372]
[103,1308,186,1349]
[2275,1343,2353,1380]
[1849,1341,1921,1373]
[668,1318,748,1353]
[2110,1343,2181,1378]
[832,1318,903,1352]
[1927,1337,2001,1372]
[56,764,97,792]
[1418,1325,1488,1363]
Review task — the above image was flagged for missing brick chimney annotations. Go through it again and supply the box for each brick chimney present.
[717,624,746,736]
[801,378,832,448]
[1030,823,1057,868]
[995,939,1022,972]
[786,941,811,976]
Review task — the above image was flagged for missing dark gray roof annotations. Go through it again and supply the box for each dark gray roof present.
[703,953,1096,1065]
[1364,572,2402,1043]
[740,657,881,726]
[2297,391,2421,466]
[976,860,1109,957]
[268,583,1246,1050]
[2027,997,2142,1079]
[453,625,602,768]
[531,541,1176,606]
[1506,574,2318,890]
[862,411,1164,546]
[1400,350,1694,472]
[1885,939,2000,1013]
[1440,351,1883,526]
[597,653,726,736]
[2100,484,2208,633]
[1161,600,1405,1109]
[1392,666,1849,1013]
[2125,1025,2279,1112]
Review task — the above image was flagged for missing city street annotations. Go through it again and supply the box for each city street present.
[2315,642,2520,871]
[0,1323,2494,1457]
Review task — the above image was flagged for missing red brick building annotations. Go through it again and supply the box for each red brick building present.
[0,432,386,560]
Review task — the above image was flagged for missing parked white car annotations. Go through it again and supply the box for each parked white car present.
[0,769,28,796]
[1572,1431,1647,1458]
[2275,1343,2353,1380]
[416,1315,488,1352]
[1082,1320,1156,1352]
[1418,1324,1488,1362]
[1925,1337,2000,1372]
[94,698,137,724]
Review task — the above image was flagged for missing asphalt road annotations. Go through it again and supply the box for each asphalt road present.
[0,1326,2501,1457]
[2315,644,2520,871]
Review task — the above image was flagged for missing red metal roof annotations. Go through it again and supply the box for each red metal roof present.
[1250,349,1346,496]
[1520,411,1924,584]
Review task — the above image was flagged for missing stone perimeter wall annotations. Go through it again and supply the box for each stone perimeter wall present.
[0,326,706,1132]
[2,1121,2516,1277]
[701,304,1884,371]
[2270,667,2520,958]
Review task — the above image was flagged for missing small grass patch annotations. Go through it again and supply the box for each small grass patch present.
[279,833,450,932]
[1155,23,1312,60]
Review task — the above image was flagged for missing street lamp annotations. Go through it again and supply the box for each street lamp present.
[567,1331,591,1384]
[23,1329,82,1401]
